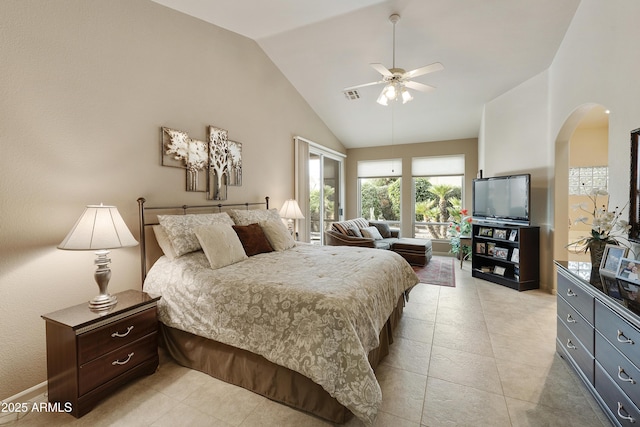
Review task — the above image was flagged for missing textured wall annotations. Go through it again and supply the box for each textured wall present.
[0,0,343,399]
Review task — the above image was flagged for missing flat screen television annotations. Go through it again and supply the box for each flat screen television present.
[472,174,531,225]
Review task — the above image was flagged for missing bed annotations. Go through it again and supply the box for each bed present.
[137,197,419,425]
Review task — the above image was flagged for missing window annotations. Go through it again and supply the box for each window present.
[412,155,465,239]
[357,160,401,229]
[569,166,608,195]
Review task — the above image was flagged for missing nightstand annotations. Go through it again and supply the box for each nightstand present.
[41,290,161,417]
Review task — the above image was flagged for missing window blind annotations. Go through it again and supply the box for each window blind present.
[412,155,465,176]
[357,159,402,178]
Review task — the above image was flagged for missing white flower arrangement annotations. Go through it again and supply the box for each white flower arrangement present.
[568,187,630,251]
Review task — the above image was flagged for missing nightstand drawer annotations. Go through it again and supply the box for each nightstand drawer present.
[79,332,157,395]
[557,273,594,324]
[78,307,157,364]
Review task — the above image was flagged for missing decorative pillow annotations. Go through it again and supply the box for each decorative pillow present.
[360,226,384,240]
[152,225,177,260]
[346,225,363,237]
[370,221,392,238]
[331,218,369,235]
[232,223,274,256]
[260,219,295,251]
[229,209,281,226]
[157,213,234,257]
[194,224,247,269]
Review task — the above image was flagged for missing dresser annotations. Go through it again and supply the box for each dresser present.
[556,262,640,426]
[41,290,161,417]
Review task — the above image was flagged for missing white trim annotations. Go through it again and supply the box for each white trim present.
[294,136,346,159]
[2,380,47,404]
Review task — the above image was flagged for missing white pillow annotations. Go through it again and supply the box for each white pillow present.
[229,208,281,226]
[360,226,383,240]
[260,219,295,251]
[158,213,234,257]
[194,224,247,269]
[152,225,177,260]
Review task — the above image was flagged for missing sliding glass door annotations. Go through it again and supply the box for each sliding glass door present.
[309,153,342,244]
[295,137,345,244]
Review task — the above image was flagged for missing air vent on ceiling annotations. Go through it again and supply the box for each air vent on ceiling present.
[343,90,360,100]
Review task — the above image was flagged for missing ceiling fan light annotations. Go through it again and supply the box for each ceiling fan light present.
[384,84,396,99]
[376,91,388,106]
[401,88,413,104]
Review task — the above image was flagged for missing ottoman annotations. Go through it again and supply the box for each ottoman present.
[391,238,433,266]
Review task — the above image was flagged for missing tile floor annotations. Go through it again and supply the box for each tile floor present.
[13,262,611,426]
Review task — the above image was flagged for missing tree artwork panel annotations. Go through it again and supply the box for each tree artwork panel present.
[207,126,229,200]
[227,140,242,186]
[162,127,208,192]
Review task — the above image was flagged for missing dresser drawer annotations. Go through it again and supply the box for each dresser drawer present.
[557,316,594,384]
[78,332,157,395]
[596,362,640,426]
[558,295,594,354]
[595,300,640,365]
[78,307,157,364]
[596,332,640,404]
[557,273,594,324]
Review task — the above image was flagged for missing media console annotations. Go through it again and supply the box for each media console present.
[471,221,539,291]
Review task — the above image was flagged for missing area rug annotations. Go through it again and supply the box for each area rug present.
[412,256,456,287]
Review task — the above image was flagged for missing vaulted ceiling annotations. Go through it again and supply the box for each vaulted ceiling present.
[152,0,581,148]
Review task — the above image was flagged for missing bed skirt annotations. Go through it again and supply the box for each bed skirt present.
[159,295,405,424]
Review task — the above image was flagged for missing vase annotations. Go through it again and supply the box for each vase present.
[588,240,608,290]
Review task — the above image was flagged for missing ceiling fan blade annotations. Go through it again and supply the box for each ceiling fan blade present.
[370,63,393,77]
[404,62,444,79]
[343,80,385,91]
[404,80,435,93]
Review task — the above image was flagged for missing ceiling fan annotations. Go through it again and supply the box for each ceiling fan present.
[343,13,444,105]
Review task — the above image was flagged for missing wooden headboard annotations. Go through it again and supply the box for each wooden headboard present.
[136,196,270,284]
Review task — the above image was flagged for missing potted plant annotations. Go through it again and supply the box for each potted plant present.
[448,209,473,259]
[568,186,630,286]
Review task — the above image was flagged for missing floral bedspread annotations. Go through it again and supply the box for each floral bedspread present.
[143,244,418,425]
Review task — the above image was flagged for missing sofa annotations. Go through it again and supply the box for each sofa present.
[325,218,432,266]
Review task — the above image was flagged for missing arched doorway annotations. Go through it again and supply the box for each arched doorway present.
[554,104,610,283]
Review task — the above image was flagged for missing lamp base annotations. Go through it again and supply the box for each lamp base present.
[89,249,118,311]
[89,293,118,311]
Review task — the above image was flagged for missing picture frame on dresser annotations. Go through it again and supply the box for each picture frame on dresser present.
[616,257,640,285]
[600,244,628,273]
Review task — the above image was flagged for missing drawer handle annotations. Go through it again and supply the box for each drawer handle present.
[112,352,134,366]
[566,339,577,350]
[618,366,637,384]
[566,289,577,297]
[617,402,635,423]
[111,325,134,338]
[566,314,576,323]
[617,330,635,345]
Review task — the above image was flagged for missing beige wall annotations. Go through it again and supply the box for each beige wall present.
[0,0,344,399]
[346,138,478,252]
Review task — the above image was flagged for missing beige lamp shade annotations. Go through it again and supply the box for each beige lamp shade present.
[58,204,138,250]
[279,199,304,219]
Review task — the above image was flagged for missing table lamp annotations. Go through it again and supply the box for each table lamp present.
[58,204,138,310]
[279,199,304,236]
